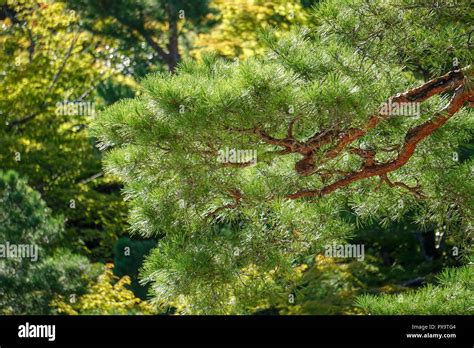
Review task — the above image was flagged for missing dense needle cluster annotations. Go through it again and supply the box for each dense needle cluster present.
[92,0,473,313]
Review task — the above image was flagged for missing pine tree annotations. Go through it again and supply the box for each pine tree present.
[64,0,213,72]
[92,0,473,313]
[0,171,100,314]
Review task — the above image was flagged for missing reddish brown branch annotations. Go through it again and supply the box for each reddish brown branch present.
[349,147,377,167]
[206,188,242,219]
[218,68,471,209]
[303,128,340,154]
[322,67,467,160]
[222,161,255,168]
[254,128,298,150]
[382,174,425,198]
[287,85,471,199]
[287,114,301,138]
[227,126,297,150]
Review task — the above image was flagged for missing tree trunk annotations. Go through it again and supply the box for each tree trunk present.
[167,5,180,72]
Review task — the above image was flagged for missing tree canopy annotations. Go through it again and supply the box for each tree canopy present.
[0,170,101,314]
[64,0,214,72]
[1,0,472,317]
[0,0,131,260]
[192,0,311,60]
[92,0,473,313]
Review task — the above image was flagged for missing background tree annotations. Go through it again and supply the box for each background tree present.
[63,0,214,72]
[52,263,155,314]
[0,170,101,314]
[192,0,312,60]
[92,0,473,314]
[0,0,129,261]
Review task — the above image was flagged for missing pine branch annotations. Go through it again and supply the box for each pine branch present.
[322,67,467,161]
[205,188,242,219]
[287,83,471,199]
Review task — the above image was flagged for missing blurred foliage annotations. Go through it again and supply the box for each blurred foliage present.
[0,0,129,261]
[63,0,214,72]
[0,170,102,314]
[278,256,366,315]
[192,0,312,60]
[277,216,468,315]
[52,263,155,314]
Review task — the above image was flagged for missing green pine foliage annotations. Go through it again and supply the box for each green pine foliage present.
[91,0,473,313]
[3,0,469,316]
[356,265,474,315]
